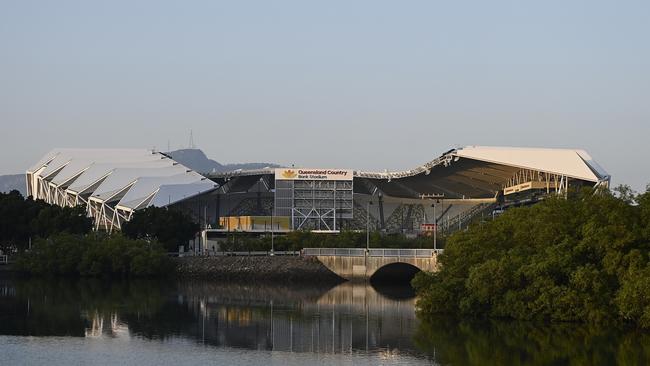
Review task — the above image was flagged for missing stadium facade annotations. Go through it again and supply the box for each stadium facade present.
[25,149,218,231]
[26,146,610,236]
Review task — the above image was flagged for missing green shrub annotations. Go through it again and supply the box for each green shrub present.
[15,233,173,277]
[413,186,650,329]
[0,191,92,254]
[121,207,198,252]
[218,230,442,252]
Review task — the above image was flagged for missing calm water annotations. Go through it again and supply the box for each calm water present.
[0,278,649,366]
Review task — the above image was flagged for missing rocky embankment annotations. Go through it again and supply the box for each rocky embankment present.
[174,256,344,284]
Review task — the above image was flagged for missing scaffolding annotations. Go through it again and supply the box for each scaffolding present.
[275,179,353,231]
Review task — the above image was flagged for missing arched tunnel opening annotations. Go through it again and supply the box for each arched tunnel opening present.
[369,262,420,299]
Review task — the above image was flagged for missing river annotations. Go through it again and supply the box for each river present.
[0,278,648,365]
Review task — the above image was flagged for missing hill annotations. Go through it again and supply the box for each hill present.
[167,149,280,174]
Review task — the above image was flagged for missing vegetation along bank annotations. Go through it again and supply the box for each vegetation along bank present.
[413,185,650,329]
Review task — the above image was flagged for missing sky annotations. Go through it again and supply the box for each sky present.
[1,0,649,191]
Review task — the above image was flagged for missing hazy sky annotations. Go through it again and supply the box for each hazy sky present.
[1,1,649,190]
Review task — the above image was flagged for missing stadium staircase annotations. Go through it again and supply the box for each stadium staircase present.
[439,202,499,235]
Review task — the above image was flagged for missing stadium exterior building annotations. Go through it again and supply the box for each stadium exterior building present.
[25,149,218,231]
[26,146,610,241]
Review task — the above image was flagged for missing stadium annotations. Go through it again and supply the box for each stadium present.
[26,146,610,242]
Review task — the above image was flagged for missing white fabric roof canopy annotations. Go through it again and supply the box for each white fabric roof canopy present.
[66,160,176,194]
[118,180,216,211]
[90,166,192,201]
[28,148,217,211]
[453,146,608,182]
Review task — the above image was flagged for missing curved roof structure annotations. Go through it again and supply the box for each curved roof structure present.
[26,148,218,230]
[453,146,607,182]
[354,146,609,199]
[210,146,609,200]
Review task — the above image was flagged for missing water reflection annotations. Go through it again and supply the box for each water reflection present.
[141,281,419,355]
[2,278,649,365]
[414,316,650,366]
[0,278,421,356]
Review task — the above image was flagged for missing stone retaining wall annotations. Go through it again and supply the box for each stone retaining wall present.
[174,256,344,284]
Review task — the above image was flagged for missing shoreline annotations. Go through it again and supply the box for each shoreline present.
[173,256,344,284]
[1,256,346,284]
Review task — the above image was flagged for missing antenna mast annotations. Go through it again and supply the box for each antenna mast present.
[189,130,196,149]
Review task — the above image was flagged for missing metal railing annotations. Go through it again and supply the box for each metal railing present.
[441,203,498,234]
[172,248,444,258]
[0,255,8,265]
[174,251,300,257]
[303,248,367,257]
[302,248,443,258]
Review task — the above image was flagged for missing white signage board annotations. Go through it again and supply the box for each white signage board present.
[275,168,353,181]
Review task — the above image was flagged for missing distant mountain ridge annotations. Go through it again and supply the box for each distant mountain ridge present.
[0,174,26,196]
[167,149,281,174]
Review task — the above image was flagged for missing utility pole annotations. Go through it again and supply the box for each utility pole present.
[422,194,443,250]
[431,203,436,250]
[433,201,439,250]
[366,200,373,252]
[271,200,275,255]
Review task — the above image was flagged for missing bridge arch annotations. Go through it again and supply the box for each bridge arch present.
[369,262,421,283]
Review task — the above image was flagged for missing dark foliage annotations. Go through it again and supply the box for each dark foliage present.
[0,191,176,277]
[31,204,93,238]
[0,190,92,253]
[217,230,443,252]
[14,233,173,277]
[121,207,199,252]
[413,186,650,328]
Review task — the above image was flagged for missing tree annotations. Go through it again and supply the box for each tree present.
[121,207,199,252]
[15,232,173,277]
[0,190,33,252]
[413,185,650,328]
[612,184,637,204]
[30,204,93,238]
[0,190,91,253]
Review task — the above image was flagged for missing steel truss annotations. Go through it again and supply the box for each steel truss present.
[275,180,353,231]
[28,172,136,233]
[504,168,572,196]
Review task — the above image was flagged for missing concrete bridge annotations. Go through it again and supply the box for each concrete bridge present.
[303,248,441,281]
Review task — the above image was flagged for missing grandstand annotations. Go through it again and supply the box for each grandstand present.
[208,146,609,234]
[26,146,609,235]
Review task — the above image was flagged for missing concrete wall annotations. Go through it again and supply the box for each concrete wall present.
[316,254,439,281]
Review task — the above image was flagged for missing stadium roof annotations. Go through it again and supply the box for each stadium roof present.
[210,146,609,200]
[27,148,218,211]
[454,146,607,182]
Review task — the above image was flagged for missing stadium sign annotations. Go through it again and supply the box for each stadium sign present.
[275,168,353,181]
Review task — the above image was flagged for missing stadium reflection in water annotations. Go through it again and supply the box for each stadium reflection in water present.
[2,279,649,365]
[179,281,418,354]
[0,278,424,357]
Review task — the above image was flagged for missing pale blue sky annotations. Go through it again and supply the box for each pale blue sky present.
[1,1,649,190]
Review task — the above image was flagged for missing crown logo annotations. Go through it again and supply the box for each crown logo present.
[282,169,297,178]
